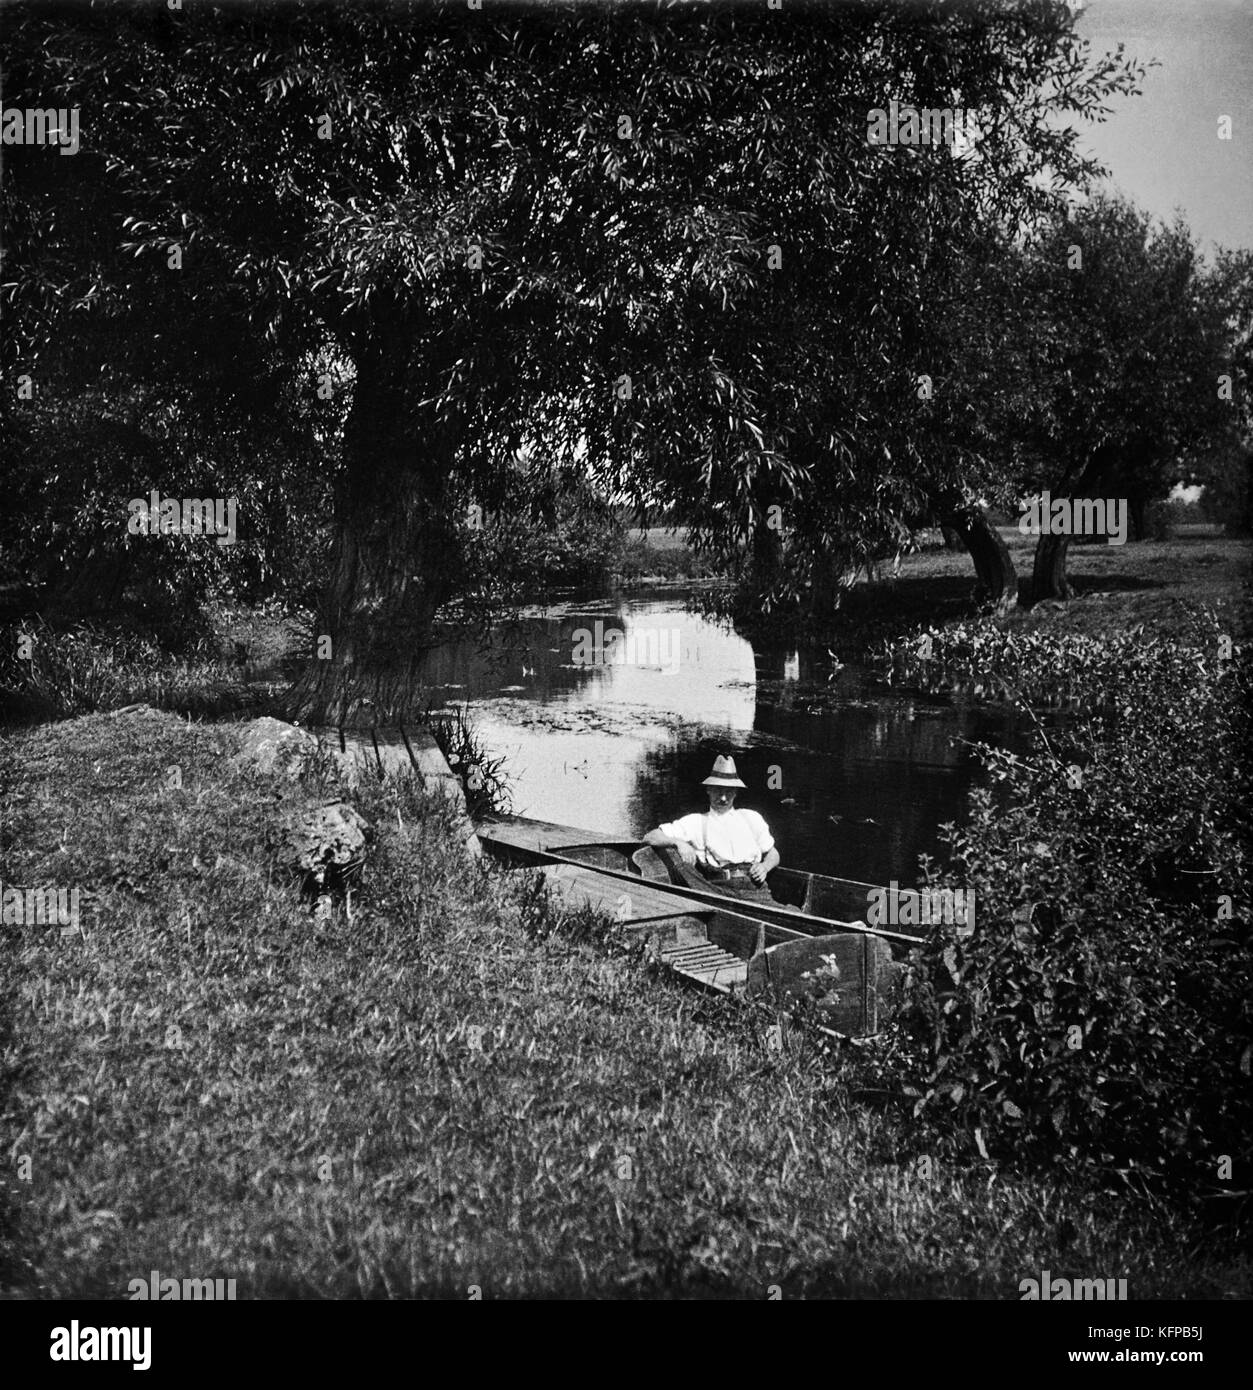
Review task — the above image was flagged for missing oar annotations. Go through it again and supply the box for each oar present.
[534,845,920,948]
[643,842,924,947]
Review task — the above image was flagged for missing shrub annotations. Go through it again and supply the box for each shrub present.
[462,477,626,595]
[863,612,1252,1213]
[201,590,308,668]
[1144,498,1174,541]
[1197,449,1252,536]
[614,535,724,583]
[873,620,1211,706]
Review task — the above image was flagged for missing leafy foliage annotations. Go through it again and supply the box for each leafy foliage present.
[460,468,626,596]
[866,613,1252,1211]
[614,533,724,584]
[1197,448,1253,537]
[2,0,1146,672]
[1004,198,1251,529]
[875,616,1223,706]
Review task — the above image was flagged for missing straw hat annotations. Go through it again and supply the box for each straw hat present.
[702,755,746,789]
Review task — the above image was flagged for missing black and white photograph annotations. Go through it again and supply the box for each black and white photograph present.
[0,0,1249,1350]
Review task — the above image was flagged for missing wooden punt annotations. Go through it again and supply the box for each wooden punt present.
[477,814,919,945]
[479,815,907,1037]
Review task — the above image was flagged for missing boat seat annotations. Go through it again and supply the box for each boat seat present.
[631,846,672,882]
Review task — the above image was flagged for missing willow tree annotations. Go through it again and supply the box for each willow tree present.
[539,0,1145,619]
[5,0,621,717]
[4,0,1143,720]
[1008,197,1250,603]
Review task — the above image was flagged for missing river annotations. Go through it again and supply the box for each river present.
[414,585,1030,886]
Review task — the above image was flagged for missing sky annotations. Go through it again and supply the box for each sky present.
[1074,0,1252,253]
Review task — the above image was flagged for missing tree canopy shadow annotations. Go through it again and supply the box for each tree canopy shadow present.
[1065,572,1167,595]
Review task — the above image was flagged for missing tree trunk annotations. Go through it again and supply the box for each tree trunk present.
[289,335,464,727]
[1128,490,1148,542]
[802,556,849,622]
[1027,455,1114,601]
[937,503,1018,611]
[749,508,784,595]
[1030,531,1072,603]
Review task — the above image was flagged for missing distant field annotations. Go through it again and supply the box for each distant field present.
[624,526,691,552]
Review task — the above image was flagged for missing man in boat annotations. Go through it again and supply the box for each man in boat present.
[643,755,781,904]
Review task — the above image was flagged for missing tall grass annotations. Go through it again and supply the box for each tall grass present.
[0,619,259,722]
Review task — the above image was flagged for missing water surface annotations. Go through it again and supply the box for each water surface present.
[417,588,1028,886]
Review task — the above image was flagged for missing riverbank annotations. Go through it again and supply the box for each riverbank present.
[1,708,1247,1297]
[5,531,1243,728]
[826,527,1251,657]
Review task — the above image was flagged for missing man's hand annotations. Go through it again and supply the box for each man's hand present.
[748,863,767,885]
[675,842,698,867]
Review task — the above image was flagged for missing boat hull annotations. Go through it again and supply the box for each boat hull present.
[479,815,906,1037]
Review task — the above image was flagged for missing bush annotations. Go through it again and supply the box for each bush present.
[1144,498,1181,540]
[201,591,308,668]
[463,478,626,595]
[873,620,1210,706]
[1197,450,1252,537]
[614,534,724,583]
[863,612,1252,1212]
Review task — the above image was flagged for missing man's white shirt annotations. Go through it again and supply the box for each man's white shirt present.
[657,808,775,868]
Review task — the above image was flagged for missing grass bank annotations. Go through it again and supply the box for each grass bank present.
[1,710,1247,1297]
[829,528,1251,659]
[0,618,291,726]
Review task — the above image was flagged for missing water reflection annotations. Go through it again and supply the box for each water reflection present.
[419,590,1027,884]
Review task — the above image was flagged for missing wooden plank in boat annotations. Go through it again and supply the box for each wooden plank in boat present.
[480,816,625,857]
[661,948,747,990]
[802,874,886,924]
[558,843,914,946]
[535,860,795,948]
[486,817,898,1034]
[538,863,720,925]
[534,866,754,995]
[746,933,903,1036]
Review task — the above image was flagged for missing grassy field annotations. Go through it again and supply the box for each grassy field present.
[1004,529,1251,640]
[847,526,1251,644]
[2,708,1248,1298]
